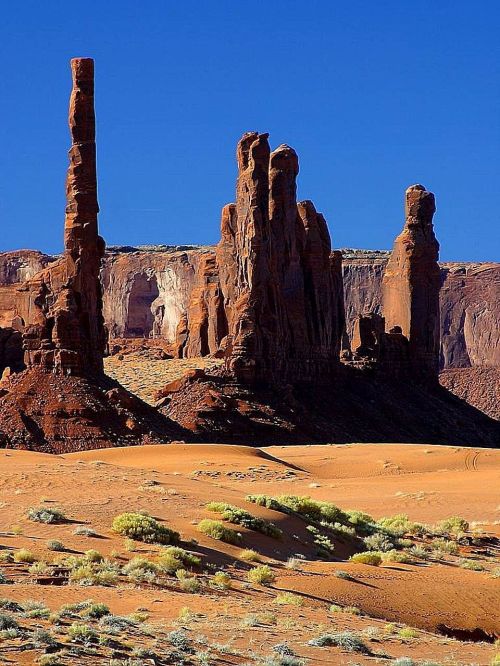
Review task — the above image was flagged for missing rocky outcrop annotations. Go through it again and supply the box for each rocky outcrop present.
[382,185,441,379]
[0,251,56,285]
[216,132,342,384]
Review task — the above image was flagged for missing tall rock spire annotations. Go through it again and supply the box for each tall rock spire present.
[22,57,105,376]
[382,184,441,379]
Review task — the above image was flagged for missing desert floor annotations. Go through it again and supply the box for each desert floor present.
[0,441,498,665]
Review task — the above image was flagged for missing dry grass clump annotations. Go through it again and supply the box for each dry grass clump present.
[210,571,232,590]
[13,549,37,563]
[239,548,261,562]
[274,592,304,606]
[112,512,179,545]
[197,519,242,545]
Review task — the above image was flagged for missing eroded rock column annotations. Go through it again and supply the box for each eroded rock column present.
[382,184,441,379]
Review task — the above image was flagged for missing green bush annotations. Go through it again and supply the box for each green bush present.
[363,533,394,552]
[247,565,276,586]
[350,551,382,566]
[0,613,18,630]
[210,571,232,590]
[67,622,98,644]
[377,514,423,537]
[430,538,458,555]
[436,516,469,535]
[197,519,242,545]
[382,549,413,564]
[112,512,179,545]
[83,602,110,619]
[27,507,66,524]
[46,540,65,552]
[159,546,200,570]
[206,502,282,538]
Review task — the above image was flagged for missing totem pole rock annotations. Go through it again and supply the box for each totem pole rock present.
[22,58,105,376]
[382,184,441,379]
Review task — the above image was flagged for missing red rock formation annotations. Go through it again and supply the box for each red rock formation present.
[20,58,105,376]
[217,132,342,384]
[0,58,184,452]
[382,185,441,379]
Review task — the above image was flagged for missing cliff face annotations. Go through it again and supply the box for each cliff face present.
[0,247,497,370]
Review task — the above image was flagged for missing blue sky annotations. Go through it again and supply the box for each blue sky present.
[1,1,499,261]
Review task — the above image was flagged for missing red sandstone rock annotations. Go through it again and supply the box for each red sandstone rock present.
[19,58,105,376]
[216,132,343,384]
[382,185,441,379]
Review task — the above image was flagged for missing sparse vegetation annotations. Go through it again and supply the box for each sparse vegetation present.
[73,526,97,537]
[363,533,394,552]
[398,627,419,640]
[308,630,368,652]
[46,539,65,552]
[13,548,37,563]
[274,592,304,606]
[247,565,276,586]
[206,502,282,538]
[112,512,179,545]
[67,622,98,644]
[377,514,424,537]
[458,558,484,571]
[239,548,261,562]
[28,506,66,524]
[197,519,242,544]
[435,516,469,535]
[210,571,232,589]
[350,551,382,566]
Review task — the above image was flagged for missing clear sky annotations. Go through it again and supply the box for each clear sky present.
[1,1,499,261]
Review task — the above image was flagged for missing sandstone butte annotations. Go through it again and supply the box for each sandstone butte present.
[0,59,498,449]
[0,58,182,452]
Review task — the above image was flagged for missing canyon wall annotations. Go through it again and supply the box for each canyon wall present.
[0,247,497,370]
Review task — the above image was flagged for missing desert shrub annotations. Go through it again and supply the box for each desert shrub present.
[67,622,98,644]
[13,548,37,563]
[210,571,232,590]
[84,549,104,563]
[98,614,137,634]
[407,545,430,560]
[206,502,282,538]
[306,525,335,555]
[491,567,500,578]
[22,600,50,618]
[308,631,368,652]
[334,569,352,580]
[0,571,11,585]
[436,516,469,535]
[241,612,277,627]
[159,546,200,573]
[430,538,458,555]
[459,558,484,571]
[28,506,66,524]
[176,570,202,593]
[46,539,65,552]
[247,565,276,586]
[245,494,283,511]
[363,533,394,552]
[73,526,97,537]
[329,604,360,615]
[29,561,50,575]
[274,592,304,606]
[31,628,57,648]
[382,549,413,564]
[490,654,500,666]
[112,512,179,545]
[0,613,18,630]
[83,603,110,619]
[377,514,423,537]
[68,559,119,587]
[167,628,193,652]
[345,510,376,532]
[398,627,419,639]
[197,519,242,544]
[350,551,382,566]
[392,659,416,666]
[0,552,13,563]
[239,548,261,562]
[0,599,21,612]
[122,557,159,576]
